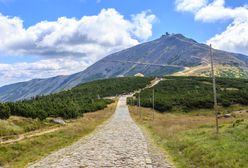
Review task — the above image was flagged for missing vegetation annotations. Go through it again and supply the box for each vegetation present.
[215,65,248,79]
[129,106,248,168]
[0,102,117,168]
[173,64,248,79]
[0,77,152,167]
[129,76,248,167]
[1,77,152,120]
[0,116,54,137]
[0,103,10,120]
[128,76,248,112]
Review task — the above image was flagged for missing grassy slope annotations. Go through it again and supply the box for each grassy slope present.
[129,106,248,168]
[0,116,54,137]
[174,64,248,79]
[0,101,117,168]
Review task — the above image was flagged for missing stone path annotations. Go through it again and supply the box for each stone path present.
[29,96,170,168]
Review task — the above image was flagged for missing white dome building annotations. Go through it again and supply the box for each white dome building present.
[134,73,144,77]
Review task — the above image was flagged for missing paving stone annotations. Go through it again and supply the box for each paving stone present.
[28,96,170,168]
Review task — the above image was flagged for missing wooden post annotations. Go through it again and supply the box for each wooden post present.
[210,44,219,134]
[139,92,141,119]
[152,88,155,120]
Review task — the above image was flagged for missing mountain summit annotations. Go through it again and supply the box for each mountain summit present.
[1,33,248,102]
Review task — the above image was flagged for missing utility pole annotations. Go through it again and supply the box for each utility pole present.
[152,88,155,120]
[136,96,138,114]
[210,44,219,134]
[139,92,141,119]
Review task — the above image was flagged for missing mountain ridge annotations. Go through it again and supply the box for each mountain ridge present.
[1,33,248,102]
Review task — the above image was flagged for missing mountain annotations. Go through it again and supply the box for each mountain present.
[1,33,248,102]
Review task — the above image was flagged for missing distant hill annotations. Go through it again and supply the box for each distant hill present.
[1,33,248,102]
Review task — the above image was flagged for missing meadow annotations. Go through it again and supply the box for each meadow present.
[128,76,248,168]
[129,106,248,168]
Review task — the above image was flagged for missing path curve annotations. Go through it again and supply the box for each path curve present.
[29,96,168,168]
[0,126,61,145]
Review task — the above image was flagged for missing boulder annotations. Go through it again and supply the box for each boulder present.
[224,114,232,118]
[52,118,66,125]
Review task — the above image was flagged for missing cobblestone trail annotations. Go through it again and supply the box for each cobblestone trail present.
[29,96,169,168]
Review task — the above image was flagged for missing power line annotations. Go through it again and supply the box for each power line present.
[109,60,185,68]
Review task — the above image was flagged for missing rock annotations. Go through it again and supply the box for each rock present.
[224,114,232,118]
[146,158,152,164]
[52,118,66,125]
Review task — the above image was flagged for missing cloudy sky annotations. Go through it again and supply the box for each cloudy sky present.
[0,0,247,86]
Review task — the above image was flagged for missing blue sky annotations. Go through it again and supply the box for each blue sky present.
[0,0,247,86]
[0,0,243,42]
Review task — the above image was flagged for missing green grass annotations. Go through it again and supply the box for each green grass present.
[0,102,117,168]
[168,121,248,168]
[129,106,248,168]
[0,116,54,137]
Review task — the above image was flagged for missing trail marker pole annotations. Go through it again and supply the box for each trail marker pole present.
[210,44,219,134]
[136,96,138,114]
[152,88,155,120]
[139,92,141,119]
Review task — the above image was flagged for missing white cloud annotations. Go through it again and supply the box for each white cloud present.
[131,11,156,41]
[207,20,248,55]
[176,0,248,55]
[175,0,207,13]
[195,0,248,22]
[0,9,156,59]
[0,8,156,86]
[0,58,88,86]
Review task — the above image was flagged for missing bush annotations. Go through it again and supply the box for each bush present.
[36,109,48,120]
[154,100,173,112]
[221,100,231,107]
[6,77,152,120]
[135,76,248,113]
[0,103,10,119]
[59,108,80,119]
